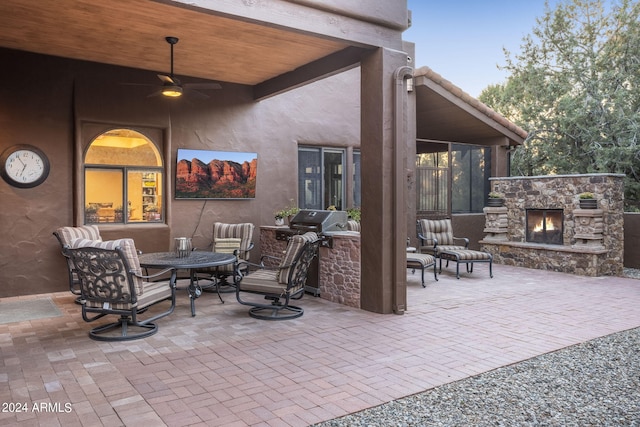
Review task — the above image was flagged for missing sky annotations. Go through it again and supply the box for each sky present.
[177,148,256,164]
[404,0,561,97]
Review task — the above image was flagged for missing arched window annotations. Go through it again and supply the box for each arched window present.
[84,129,163,224]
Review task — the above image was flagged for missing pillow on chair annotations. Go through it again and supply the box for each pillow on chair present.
[213,237,242,254]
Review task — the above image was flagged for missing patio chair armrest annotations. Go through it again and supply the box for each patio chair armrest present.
[233,242,255,258]
[418,233,438,246]
[453,237,469,248]
[258,254,282,264]
[244,260,297,273]
[132,268,174,280]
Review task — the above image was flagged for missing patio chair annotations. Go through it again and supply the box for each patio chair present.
[417,218,469,256]
[346,220,361,232]
[235,231,320,320]
[194,222,255,290]
[53,225,102,296]
[65,237,176,341]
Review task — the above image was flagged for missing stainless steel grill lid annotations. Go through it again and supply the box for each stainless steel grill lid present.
[289,209,348,233]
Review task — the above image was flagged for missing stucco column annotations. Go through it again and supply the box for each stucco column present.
[360,47,412,314]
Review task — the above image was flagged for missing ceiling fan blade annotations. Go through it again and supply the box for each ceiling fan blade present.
[183,82,222,90]
[157,74,179,85]
[184,89,210,100]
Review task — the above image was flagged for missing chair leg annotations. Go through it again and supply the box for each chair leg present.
[189,272,224,317]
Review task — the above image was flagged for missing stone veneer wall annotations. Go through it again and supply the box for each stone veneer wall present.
[260,227,361,308]
[317,233,361,308]
[481,174,624,276]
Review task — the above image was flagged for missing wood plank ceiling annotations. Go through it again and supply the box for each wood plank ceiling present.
[0,0,350,87]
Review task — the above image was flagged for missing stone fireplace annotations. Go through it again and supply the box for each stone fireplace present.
[480,174,624,277]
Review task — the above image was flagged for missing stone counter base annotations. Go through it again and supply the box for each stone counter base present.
[261,227,361,308]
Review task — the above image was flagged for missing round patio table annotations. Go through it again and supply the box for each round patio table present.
[139,251,236,317]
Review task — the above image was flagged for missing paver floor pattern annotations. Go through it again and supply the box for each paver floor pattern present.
[1,264,639,426]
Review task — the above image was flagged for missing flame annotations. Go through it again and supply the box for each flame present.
[533,218,558,232]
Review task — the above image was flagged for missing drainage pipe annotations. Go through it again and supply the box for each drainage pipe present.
[392,65,413,314]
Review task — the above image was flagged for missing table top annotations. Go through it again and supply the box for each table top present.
[139,251,236,269]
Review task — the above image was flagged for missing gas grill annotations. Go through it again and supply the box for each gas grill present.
[276,209,348,241]
[275,209,349,296]
[289,209,348,234]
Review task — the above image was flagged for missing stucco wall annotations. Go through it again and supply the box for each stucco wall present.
[0,47,360,297]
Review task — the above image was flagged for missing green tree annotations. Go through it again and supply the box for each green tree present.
[479,0,640,210]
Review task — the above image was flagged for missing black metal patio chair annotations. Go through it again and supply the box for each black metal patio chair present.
[235,231,320,320]
[417,218,469,256]
[65,237,176,341]
[194,222,255,291]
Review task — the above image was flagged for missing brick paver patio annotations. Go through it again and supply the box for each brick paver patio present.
[1,264,639,426]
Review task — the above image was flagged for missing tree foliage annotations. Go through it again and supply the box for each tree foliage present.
[479,0,640,210]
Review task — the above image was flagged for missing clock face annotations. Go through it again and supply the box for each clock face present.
[1,145,50,188]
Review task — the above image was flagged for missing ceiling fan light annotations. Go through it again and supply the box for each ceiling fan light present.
[162,85,183,97]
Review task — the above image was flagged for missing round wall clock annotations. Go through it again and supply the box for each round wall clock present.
[0,144,50,188]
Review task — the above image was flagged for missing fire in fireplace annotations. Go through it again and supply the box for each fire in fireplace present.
[526,209,564,245]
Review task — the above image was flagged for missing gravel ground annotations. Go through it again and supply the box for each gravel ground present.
[314,282,640,426]
[624,268,640,279]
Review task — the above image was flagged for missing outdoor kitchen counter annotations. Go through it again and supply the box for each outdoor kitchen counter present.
[260,226,361,308]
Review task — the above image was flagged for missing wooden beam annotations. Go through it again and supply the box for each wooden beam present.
[160,0,406,49]
[253,46,369,100]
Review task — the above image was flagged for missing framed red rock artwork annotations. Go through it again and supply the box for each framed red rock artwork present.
[175,149,257,199]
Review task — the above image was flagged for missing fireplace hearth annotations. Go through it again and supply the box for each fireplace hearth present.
[526,209,563,245]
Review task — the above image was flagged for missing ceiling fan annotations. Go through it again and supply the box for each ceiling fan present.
[127,36,221,99]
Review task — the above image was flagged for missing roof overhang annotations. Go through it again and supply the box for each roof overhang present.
[0,0,408,100]
[414,67,526,147]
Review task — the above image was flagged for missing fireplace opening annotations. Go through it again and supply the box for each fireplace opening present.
[526,209,564,245]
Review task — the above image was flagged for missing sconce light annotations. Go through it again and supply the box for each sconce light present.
[406,77,414,92]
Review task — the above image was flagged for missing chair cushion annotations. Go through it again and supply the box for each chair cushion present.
[209,237,242,273]
[277,232,318,284]
[406,253,436,267]
[442,249,492,261]
[213,222,254,260]
[54,226,103,288]
[239,269,285,294]
[347,220,360,232]
[420,219,454,246]
[69,238,143,295]
[55,225,102,245]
